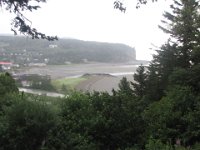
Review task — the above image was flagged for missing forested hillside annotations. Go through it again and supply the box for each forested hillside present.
[0,36,136,65]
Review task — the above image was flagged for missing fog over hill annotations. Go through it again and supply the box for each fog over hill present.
[0,35,136,65]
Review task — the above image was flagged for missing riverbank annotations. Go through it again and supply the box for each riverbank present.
[75,73,134,94]
[15,63,139,79]
[16,63,146,94]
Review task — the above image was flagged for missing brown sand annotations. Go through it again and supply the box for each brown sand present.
[75,74,134,94]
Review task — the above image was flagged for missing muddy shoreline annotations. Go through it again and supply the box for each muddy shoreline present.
[16,63,145,93]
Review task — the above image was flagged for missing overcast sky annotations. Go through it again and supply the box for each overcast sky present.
[0,0,171,60]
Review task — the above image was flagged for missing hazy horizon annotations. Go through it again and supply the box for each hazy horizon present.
[0,0,172,60]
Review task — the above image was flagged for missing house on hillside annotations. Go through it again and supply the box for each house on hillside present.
[0,61,12,71]
[49,44,58,48]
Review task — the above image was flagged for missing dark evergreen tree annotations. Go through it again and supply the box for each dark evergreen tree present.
[141,1,200,147]
[118,77,133,96]
[131,65,147,98]
[159,0,200,68]
[142,0,200,102]
[144,43,178,101]
[144,63,163,102]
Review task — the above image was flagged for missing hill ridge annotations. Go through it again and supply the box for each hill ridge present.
[0,35,136,65]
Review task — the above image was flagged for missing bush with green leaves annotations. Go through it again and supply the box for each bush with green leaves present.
[143,85,200,146]
[0,94,57,150]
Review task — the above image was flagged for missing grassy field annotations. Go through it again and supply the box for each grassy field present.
[52,77,87,93]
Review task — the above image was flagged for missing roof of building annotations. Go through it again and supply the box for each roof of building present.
[0,61,12,65]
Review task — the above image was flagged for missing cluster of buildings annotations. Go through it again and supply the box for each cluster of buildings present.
[0,61,13,71]
[0,47,49,68]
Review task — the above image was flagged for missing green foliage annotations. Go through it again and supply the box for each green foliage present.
[159,0,200,68]
[31,78,55,91]
[45,92,98,150]
[144,63,163,102]
[52,77,87,93]
[132,65,147,98]
[16,74,55,91]
[192,143,200,149]
[143,85,200,146]
[0,72,18,97]
[143,43,180,102]
[145,137,191,150]
[137,1,200,148]
[168,68,189,87]
[0,94,57,150]
[145,137,173,150]
[43,91,146,150]
[141,0,200,102]
[118,77,133,96]
[0,73,19,112]
[169,65,200,93]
